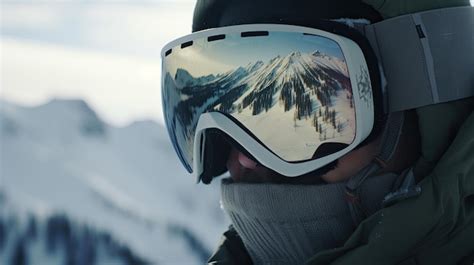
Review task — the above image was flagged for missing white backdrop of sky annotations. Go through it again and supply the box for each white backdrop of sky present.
[1,0,196,126]
[1,0,474,126]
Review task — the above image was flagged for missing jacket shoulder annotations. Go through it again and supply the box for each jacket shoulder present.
[208,226,253,265]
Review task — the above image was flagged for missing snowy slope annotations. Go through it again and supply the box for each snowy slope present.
[0,98,228,265]
[1,193,149,265]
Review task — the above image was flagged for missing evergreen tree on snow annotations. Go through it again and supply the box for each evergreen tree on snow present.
[10,237,28,265]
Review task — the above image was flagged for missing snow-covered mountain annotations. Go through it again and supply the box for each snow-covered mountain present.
[164,50,355,164]
[1,195,149,265]
[0,98,228,265]
[175,69,217,89]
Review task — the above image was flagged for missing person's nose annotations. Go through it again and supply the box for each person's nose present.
[226,148,259,182]
[237,151,258,169]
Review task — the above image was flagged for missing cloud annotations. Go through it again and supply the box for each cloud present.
[0,3,62,32]
[1,2,195,58]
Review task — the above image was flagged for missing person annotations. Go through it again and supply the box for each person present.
[161,0,474,264]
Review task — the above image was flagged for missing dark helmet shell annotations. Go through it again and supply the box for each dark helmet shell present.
[192,0,382,32]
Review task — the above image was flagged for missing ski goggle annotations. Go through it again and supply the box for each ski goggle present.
[161,7,474,182]
[161,24,375,180]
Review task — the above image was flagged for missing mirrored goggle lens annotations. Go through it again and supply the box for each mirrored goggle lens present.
[162,28,356,173]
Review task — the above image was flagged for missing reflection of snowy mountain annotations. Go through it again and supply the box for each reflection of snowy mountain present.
[164,50,354,163]
[175,68,217,88]
[222,51,350,115]
[0,99,228,265]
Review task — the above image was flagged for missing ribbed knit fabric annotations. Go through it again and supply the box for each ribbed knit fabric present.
[220,173,397,265]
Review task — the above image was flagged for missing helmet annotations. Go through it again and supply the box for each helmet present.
[192,0,382,32]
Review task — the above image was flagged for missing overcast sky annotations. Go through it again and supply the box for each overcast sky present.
[1,1,473,126]
[1,0,196,126]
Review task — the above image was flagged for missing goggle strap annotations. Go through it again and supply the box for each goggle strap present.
[364,6,474,112]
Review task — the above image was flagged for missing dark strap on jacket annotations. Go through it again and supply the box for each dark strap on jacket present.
[345,111,405,225]
[208,226,253,265]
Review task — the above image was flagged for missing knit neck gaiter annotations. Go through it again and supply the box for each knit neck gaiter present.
[220,173,397,265]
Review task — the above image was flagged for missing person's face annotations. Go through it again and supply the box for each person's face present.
[226,135,382,184]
